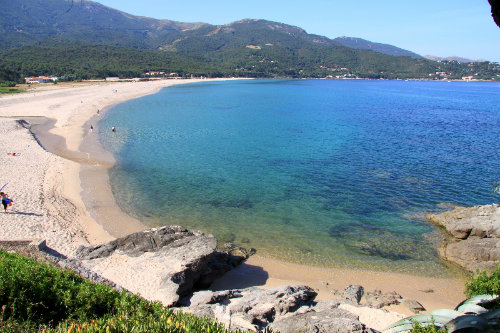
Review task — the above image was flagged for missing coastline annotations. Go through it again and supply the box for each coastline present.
[0,79,466,316]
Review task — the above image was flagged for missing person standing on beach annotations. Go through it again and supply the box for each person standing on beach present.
[1,192,13,212]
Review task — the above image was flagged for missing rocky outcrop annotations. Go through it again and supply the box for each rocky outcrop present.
[74,226,250,306]
[7,233,409,332]
[426,204,500,272]
[182,285,378,332]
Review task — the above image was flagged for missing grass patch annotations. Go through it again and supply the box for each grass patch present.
[0,86,24,94]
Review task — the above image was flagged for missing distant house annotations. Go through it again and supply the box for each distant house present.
[105,77,120,81]
[24,76,58,83]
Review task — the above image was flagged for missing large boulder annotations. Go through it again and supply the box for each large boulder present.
[268,308,371,333]
[439,238,500,272]
[75,226,217,306]
[426,204,500,272]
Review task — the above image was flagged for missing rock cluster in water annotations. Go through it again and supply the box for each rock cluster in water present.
[426,204,500,272]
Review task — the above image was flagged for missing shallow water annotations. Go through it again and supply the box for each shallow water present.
[99,79,500,276]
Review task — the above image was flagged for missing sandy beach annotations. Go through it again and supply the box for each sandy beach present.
[0,79,466,319]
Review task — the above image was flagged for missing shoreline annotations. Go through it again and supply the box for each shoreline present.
[0,79,466,316]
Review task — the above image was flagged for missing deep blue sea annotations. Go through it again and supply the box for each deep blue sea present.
[99,79,500,276]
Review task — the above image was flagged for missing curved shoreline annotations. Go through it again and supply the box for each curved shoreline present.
[0,79,466,316]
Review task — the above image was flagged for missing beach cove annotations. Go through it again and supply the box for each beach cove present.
[0,79,474,318]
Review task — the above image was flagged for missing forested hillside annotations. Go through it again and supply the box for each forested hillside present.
[1,0,499,82]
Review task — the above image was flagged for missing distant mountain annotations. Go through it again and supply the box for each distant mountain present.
[424,55,486,63]
[333,37,422,59]
[0,0,207,49]
[1,0,498,81]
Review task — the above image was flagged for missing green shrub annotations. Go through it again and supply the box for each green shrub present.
[410,322,443,333]
[0,250,258,332]
[0,81,16,87]
[0,251,123,325]
[465,265,500,299]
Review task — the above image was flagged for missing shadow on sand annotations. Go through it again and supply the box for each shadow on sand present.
[5,210,43,217]
[210,263,269,291]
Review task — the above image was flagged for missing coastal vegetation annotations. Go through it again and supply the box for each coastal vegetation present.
[1,0,499,82]
[0,250,259,333]
[2,249,499,333]
[1,41,498,83]
[398,265,500,333]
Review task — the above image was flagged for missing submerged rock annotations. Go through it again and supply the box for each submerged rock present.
[426,204,500,272]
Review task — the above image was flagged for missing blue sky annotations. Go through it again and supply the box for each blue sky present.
[94,0,499,62]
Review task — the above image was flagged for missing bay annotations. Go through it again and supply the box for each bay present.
[98,79,500,276]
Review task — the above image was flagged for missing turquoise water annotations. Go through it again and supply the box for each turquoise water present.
[99,79,500,275]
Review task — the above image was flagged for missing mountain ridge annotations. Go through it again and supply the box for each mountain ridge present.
[1,0,420,59]
[333,36,422,59]
[1,0,499,81]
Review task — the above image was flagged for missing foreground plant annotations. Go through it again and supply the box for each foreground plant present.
[384,294,499,333]
[384,265,500,333]
[0,251,261,333]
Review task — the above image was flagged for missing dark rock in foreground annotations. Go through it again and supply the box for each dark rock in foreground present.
[426,204,500,272]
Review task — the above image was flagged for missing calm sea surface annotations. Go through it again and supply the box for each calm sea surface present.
[99,79,500,276]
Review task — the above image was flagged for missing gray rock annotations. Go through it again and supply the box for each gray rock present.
[197,242,256,289]
[229,285,317,326]
[269,308,372,333]
[343,285,364,304]
[426,204,500,239]
[402,299,426,313]
[75,225,209,259]
[426,204,500,272]
[184,285,318,331]
[364,291,401,309]
[440,238,500,272]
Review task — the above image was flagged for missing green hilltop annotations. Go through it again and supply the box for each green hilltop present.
[0,0,499,81]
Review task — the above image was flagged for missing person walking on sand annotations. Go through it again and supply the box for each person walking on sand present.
[1,192,13,212]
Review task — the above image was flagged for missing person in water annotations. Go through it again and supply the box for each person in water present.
[111,126,116,133]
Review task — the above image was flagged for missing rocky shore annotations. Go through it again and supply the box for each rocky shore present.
[426,204,500,272]
[6,226,437,332]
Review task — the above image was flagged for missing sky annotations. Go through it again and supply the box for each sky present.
[94,0,499,62]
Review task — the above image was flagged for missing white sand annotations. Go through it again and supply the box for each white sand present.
[0,80,467,326]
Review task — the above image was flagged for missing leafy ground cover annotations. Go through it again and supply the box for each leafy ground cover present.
[0,250,260,333]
